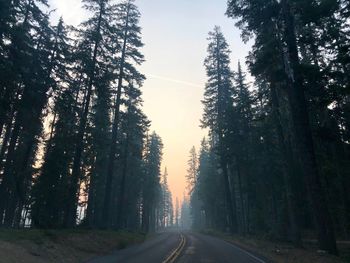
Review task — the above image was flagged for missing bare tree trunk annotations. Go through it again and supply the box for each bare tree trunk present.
[0,118,21,227]
[228,163,239,233]
[236,162,247,234]
[116,113,131,229]
[220,159,237,233]
[86,157,97,227]
[281,0,337,254]
[270,82,302,247]
[0,120,14,173]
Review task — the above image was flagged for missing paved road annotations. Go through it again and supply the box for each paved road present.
[86,231,268,263]
[86,232,181,263]
[178,232,267,263]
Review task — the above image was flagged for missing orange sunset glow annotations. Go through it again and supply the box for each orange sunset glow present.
[47,0,251,204]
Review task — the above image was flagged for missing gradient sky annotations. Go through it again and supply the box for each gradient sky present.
[48,0,251,204]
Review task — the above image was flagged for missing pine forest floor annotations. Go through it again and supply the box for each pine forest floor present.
[203,230,350,263]
[0,229,146,263]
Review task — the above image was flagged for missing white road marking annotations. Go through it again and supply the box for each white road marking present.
[227,242,266,263]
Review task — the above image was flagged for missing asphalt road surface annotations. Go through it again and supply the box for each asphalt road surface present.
[177,232,267,263]
[86,231,268,263]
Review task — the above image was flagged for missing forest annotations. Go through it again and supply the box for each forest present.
[188,0,350,256]
[0,0,175,233]
[0,0,349,260]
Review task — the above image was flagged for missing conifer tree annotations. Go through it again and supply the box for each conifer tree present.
[114,81,149,229]
[30,17,75,228]
[201,26,237,233]
[186,146,198,194]
[64,0,121,227]
[0,0,59,227]
[159,168,172,228]
[141,132,163,233]
[103,0,145,227]
[226,0,341,254]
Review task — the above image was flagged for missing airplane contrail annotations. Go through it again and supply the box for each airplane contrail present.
[146,74,203,88]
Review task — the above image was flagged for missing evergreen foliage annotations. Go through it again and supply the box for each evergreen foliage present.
[0,0,168,233]
[190,1,350,256]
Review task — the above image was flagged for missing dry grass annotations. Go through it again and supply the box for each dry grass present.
[0,229,145,263]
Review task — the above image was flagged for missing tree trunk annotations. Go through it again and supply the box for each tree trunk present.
[103,3,131,228]
[215,34,236,234]
[281,0,338,254]
[64,5,104,228]
[236,161,247,234]
[220,159,237,233]
[270,82,302,247]
[116,113,131,229]
[0,120,14,174]
[228,163,240,233]
[0,117,21,226]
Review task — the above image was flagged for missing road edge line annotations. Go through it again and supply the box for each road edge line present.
[225,240,267,263]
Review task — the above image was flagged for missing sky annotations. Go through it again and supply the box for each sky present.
[48,0,251,204]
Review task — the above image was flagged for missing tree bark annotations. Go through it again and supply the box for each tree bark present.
[235,161,247,234]
[270,82,302,247]
[0,118,21,227]
[116,108,131,229]
[281,0,338,254]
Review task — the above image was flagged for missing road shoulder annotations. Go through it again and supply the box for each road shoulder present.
[201,230,347,263]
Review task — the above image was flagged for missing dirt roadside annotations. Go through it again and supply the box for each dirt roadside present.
[0,229,145,263]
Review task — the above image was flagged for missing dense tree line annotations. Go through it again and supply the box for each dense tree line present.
[190,0,349,256]
[0,0,171,232]
[180,196,191,230]
[156,168,174,229]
